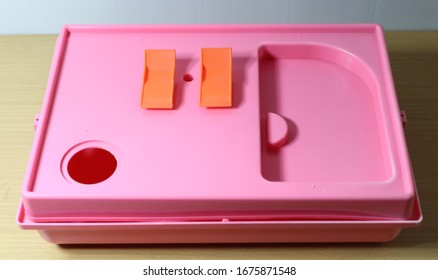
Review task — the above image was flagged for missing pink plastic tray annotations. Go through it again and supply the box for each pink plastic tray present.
[18,24,421,243]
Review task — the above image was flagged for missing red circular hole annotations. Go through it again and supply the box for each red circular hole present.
[183,74,194,82]
[67,148,117,185]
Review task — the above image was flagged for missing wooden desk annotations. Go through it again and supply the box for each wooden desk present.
[1,33,437,259]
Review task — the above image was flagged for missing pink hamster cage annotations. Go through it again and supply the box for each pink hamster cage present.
[17,24,421,244]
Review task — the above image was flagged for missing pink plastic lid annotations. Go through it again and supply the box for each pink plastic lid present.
[21,25,418,222]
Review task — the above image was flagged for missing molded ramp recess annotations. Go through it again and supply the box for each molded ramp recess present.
[267,112,289,150]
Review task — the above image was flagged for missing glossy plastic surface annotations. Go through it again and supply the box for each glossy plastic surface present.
[20,25,418,227]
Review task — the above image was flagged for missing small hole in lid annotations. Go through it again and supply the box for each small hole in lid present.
[183,74,194,82]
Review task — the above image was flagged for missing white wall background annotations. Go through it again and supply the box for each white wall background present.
[1,0,437,34]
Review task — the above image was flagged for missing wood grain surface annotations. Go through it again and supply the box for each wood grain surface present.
[0,33,437,259]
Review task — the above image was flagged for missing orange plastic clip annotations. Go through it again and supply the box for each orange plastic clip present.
[141,49,175,109]
[200,48,232,108]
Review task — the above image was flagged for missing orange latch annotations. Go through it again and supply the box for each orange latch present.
[141,49,176,109]
[200,48,232,108]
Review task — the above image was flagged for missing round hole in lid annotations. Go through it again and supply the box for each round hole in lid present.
[67,148,117,185]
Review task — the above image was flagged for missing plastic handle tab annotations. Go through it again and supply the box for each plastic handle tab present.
[141,49,176,109]
[200,48,232,108]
